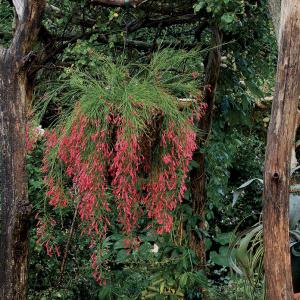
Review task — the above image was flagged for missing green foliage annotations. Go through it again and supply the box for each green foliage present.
[95,233,213,299]
[194,0,245,31]
[219,276,264,300]
[209,231,235,267]
[27,139,110,300]
[204,132,264,229]
[0,0,13,46]
[41,49,201,129]
[27,140,223,300]
[23,0,278,298]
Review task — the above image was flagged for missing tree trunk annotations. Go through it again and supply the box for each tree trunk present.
[263,1,300,299]
[0,1,45,299]
[0,51,31,300]
[190,28,222,266]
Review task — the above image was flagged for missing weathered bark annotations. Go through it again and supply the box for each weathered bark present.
[268,0,281,40]
[0,50,31,300]
[0,1,45,299]
[263,1,300,299]
[190,28,222,266]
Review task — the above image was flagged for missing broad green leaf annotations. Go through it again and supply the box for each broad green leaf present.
[116,249,129,262]
[205,238,212,250]
[179,273,188,288]
[221,13,235,24]
[210,248,230,267]
[214,232,235,245]
[193,1,205,12]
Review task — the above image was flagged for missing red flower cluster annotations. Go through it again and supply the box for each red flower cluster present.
[43,115,112,241]
[40,99,206,283]
[143,120,197,234]
[110,119,142,232]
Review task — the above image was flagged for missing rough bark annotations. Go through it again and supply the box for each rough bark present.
[0,50,31,300]
[190,28,222,266]
[268,0,281,40]
[263,1,300,299]
[0,1,45,299]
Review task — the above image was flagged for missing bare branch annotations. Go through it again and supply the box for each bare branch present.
[45,3,64,17]
[46,4,62,14]
[177,98,196,109]
[58,203,79,285]
[90,0,144,7]
[89,0,194,14]
[128,14,198,33]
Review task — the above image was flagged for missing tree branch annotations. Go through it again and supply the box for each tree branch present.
[127,13,198,33]
[89,0,194,14]
[189,27,222,264]
[89,0,144,7]
[200,27,223,140]
[31,9,199,74]
[58,203,79,285]
[46,3,63,16]
[10,0,46,61]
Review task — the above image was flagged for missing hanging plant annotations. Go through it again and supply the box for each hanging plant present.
[37,49,207,282]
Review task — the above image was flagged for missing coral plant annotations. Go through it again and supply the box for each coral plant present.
[36,50,206,282]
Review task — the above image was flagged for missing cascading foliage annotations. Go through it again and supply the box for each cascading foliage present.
[36,49,207,283]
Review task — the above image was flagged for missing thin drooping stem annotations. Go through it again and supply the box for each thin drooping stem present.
[58,203,79,285]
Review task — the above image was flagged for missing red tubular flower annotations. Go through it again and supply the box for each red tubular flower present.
[41,99,207,284]
[110,118,141,232]
[144,118,200,234]
[43,113,112,258]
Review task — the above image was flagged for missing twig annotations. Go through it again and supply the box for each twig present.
[58,202,79,285]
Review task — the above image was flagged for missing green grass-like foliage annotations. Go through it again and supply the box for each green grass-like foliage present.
[42,48,201,133]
